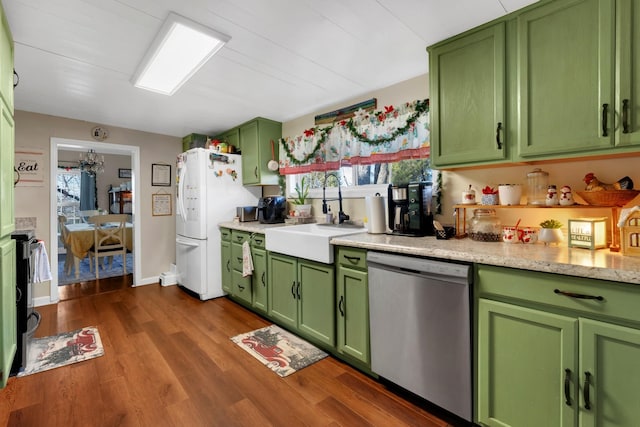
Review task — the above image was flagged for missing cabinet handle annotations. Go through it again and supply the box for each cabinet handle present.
[291,281,296,298]
[226,260,230,272]
[344,255,361,264]
[238,284,245,291]
[254,166,258,178]
[554,289,604,301]
[261,272,266,287]
[583,371,592,410]
[338,295,345,317]
[622,99,630,134]
[254,238,263,245]
[495,122,503,149]
[236,257,243,263]
[296,282,301,300]
[602,103,609,137]
[564,368,572,406]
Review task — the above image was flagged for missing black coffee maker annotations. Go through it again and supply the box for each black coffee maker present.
[388,182,434,236]
[257,196,286,224]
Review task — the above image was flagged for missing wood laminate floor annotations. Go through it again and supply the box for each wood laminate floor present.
[1,282,456,427]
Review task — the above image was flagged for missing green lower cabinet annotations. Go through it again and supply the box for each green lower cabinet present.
[477,298,577,427]
[251,247,268,314]
[220,239,232,294]
[580,318,640,427]
[478,298,640,427]
[231,270,252,304]
[0,238,16,388]
[268,253,335,347]
[336,263,369,365]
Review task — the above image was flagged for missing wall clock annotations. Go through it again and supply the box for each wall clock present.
[91,126,109,141]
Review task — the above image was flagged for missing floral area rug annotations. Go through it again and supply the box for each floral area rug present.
[18,326,104,377]
[231,325,328,377]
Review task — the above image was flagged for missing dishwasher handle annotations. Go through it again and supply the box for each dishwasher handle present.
[368,251,471,286]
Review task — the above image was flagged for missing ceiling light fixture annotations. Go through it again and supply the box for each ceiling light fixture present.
[131,12,230,96]
[79,149,105,176]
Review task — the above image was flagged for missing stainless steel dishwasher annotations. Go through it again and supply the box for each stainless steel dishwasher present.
[367,251,472,423]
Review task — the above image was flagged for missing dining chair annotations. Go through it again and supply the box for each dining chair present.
[58,215,75,276]
[87,214,128,279]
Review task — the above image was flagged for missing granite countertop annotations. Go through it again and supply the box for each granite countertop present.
[219,221,640,285]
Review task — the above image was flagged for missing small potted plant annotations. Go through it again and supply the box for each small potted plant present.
[481,186,499,205]
[291,176,311,217]
[539,219,564,245]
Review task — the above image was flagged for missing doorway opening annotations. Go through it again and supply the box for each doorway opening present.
[49,138,142,303]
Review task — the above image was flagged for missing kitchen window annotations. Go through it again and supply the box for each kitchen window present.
[286,158,437,199]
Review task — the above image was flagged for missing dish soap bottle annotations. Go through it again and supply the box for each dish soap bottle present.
[326,206,334,224]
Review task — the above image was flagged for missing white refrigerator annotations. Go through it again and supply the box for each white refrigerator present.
[176,148,261,300]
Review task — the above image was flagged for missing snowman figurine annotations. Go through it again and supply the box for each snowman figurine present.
[546,185,559,206]
[559,185,574,206]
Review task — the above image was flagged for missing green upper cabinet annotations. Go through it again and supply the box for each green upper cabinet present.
[428,22,507,167]
[0,6,13,113]
[0,105,14,237]
[615,0,640,147]
[516,0,616,158]
[239,118,281,186]
[218,128,240,151]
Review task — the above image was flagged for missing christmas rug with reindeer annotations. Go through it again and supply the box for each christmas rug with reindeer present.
[18,326,104,377]
[231,325,328,377]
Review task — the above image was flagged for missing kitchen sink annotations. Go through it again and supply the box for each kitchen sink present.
[265,222,367,263]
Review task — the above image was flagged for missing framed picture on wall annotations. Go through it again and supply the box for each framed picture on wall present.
[118,168,132,179]
[151,163,171,186]
[152,193,172,216]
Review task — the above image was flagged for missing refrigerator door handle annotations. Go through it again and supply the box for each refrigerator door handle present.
[176,238,199,248]
[177,165,187,221]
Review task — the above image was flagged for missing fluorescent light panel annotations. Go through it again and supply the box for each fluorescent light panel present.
[132,12,230,95]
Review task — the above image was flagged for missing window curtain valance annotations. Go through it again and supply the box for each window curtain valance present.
[278,99,430,175]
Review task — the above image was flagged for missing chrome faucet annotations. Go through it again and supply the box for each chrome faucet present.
[322,171,349,224]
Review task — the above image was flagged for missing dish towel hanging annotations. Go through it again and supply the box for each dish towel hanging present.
[242,241,254,277]
[34,240,52,283]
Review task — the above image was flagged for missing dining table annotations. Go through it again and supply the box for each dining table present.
[63,222,133,279]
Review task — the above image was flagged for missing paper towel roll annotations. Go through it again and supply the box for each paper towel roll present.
[365,194,387,234]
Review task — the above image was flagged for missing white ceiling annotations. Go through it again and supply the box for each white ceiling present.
[4,0,537,138]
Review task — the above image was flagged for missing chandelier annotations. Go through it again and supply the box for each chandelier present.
[78,149,105,176]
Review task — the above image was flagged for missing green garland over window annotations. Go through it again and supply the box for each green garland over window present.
[279,99,429,166]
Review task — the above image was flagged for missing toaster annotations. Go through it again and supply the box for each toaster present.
[236,206,258,222]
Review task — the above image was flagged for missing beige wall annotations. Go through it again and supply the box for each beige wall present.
[14,111,182,300]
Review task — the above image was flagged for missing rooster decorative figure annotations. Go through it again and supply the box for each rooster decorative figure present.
[583,173,634,191]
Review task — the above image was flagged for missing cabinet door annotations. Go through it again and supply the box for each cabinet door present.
[580,318,640,427]
[478,299,577,427]
[232,270,252,304]
[240,120,259,185]
[220,240,232,294]
[0,7,13,112]
[0,105,14,237]
[429,23,507,167]
[336,267,369,365]
[251,247,268,314]
[517,0,615,158]
[268,253,297,329]
[298,260,335,347]
[220,128,240,151]
[0,238,15,388]
[616,0,640,146]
